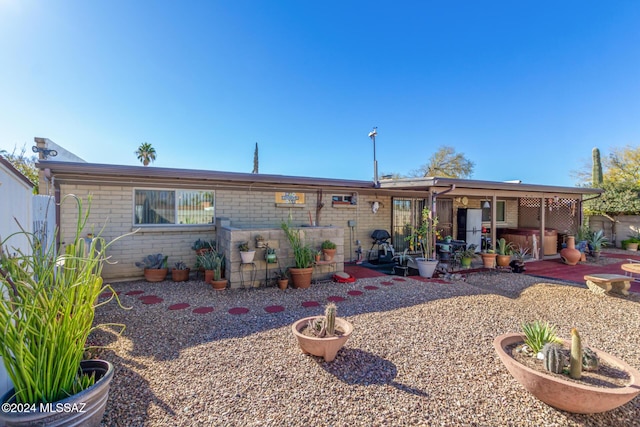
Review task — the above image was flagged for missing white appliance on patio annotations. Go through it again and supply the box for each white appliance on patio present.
[458,208,482,251]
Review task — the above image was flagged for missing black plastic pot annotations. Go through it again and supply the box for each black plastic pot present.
[0,359,114,427]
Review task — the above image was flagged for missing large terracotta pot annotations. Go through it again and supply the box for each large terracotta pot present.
[496,255,511,267]
[493,333,640,414]
[289,267,313,289]
[560,236,581,265]
[481,253,497,268]
[144,268,168,282]
[0,360,114,427]
[292,316,353,362]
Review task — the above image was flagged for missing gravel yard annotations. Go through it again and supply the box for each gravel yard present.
[92,271,640,426]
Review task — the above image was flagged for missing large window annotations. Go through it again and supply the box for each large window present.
[482,200,506,222]
[134,189,215,225]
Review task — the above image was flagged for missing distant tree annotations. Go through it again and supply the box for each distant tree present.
[135,142,156,166]
[0,144,39,194]
[592,147,603,186]
[604,145,640,186]
[252,142,259,174]
[409,146,474,178]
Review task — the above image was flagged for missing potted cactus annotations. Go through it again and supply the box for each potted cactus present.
[238,242,255,264]
[496,238,513,267]
[197,251,227,290]
[171,261,190,282]
[494,323,640,414]
[291,303,353,362]
[135,253,168,282]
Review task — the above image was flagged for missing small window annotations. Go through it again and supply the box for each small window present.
[482,200,506,222]
[332,194,357,206]
[134,189,214,225]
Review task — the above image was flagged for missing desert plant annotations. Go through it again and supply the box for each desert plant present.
[321,240,337,250]
[542,342,565,374]
[582,347,599,371]
[191,238,216,252]
[392,248,414,266]
[521,321,561,354]
[570,328,582,380]
[496,238,513,256]
[173,261,188,270]
[0,195,129,405]
[274,266,289,280]
[238,241,251,252]
[455,244,477,261]
[575,225,592,242]
[135,253,168,269]
[281,222,315,268]
[512,245,530,262]
[306,303,338,338]
[588,230,608,252]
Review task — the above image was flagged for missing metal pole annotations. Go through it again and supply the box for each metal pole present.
[369,127,378,185]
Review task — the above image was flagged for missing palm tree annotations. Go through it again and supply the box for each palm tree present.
[135,142,156,166]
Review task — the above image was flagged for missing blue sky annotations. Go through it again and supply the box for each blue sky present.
[1,1,638,186]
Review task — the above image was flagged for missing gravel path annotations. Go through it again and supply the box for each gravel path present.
[92,271,640,426]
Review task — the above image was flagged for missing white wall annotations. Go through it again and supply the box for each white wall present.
[0,161,33,397]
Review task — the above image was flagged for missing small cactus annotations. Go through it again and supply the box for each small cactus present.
[570,328,582,379]
[542,342,565,374]
[582,347,599,371]
[325,303,337,337]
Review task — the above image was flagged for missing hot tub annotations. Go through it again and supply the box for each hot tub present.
[500,228,558,256]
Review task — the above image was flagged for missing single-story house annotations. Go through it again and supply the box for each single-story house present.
[33,138,602,287]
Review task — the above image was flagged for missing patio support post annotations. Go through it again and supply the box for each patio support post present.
[539,195,546,260]
[491,194,497,251]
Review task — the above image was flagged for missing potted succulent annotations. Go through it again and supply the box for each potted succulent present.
[274,267,289,290]
[0,195,128,426]
[171,261,190,282]
[254,235,266,248]
[265,246,277,264]
[405,207,439,278]
[391,248,414,276]
[191,238,216,256]
[587,230,608,260]
[197,250,227,290]
[291,303,353,362]
[494,321,640,414]
[321,240,337,261]
[455,245,477,269]
[281,222,315,289]
[238,241,255,264]
[496,238,513,267]
[135,253,168,282]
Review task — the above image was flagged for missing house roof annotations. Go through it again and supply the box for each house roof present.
[36,160,602,198]
[0,156,35,189]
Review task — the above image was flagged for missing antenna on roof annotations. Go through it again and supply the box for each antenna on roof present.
[368,127,378,187]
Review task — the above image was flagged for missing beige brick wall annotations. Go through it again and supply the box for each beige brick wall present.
[57,184,391,281]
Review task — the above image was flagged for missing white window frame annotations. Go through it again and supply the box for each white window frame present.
[133,188,215,227]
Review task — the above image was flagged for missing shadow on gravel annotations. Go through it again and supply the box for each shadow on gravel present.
[320,348,429,398]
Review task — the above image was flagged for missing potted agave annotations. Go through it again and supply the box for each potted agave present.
[405,207,439,278]
[496,238,513,267]
[321,240,337,261]
[135,253,168,282]
[494,321,640,414]
[291,303,353,362]
[197,250,227,290]
[0,195,128,426]
[171,261,190,282]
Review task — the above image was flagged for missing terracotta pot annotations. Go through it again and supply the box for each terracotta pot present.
[211,279,227,291]
[291,316,354,362]
[493,333,640,414]
[481,253,497,268]
[171,268,190,282]
[627,242,638,251]
[204,270,214,284]
[289,267,313,289]
[496,255,511,267]
[0,360,114,427]
[144,268,168,282]
[322,248,336,261]
[278,279,289,290]
[560,236,581,265]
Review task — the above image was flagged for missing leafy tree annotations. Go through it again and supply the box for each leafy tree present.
[0,144,39,194]
[604,145,640,186]
[583,181,640,219]
[135,142,156,166]
[409,146,474,179]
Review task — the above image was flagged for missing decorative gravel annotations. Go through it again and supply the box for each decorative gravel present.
[91,271,640,426]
